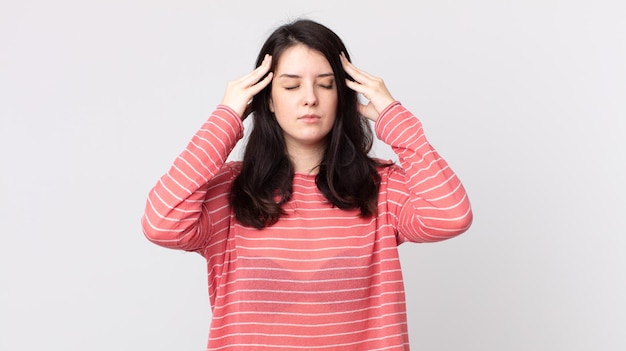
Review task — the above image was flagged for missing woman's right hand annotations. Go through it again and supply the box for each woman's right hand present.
[220,54,273,119]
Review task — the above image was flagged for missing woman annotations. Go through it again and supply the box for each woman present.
[142,18,472,350]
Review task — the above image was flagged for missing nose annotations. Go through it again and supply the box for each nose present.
[303,85,318,106]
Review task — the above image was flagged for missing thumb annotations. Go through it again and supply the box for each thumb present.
[357,102,378,122]
[242,103,254,121]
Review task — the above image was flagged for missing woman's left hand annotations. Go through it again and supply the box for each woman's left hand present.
[341,52,396,122]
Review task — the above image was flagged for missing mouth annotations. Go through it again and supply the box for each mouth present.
[298,114,321,123]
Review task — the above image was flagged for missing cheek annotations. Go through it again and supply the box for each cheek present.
[323,93,339,111]
[323,88,339,103]
[269,89,284,111]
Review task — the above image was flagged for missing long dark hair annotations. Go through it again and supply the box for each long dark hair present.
[230,19,390,229]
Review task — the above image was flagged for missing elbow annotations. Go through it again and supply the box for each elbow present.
[141,214,174,245]
[141,215,162,243]
[444,203,473,237]
[454,206,473,234]
[416,206,473,243]
[140,213,204,251]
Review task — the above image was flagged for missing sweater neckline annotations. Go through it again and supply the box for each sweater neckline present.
[293,172,317,179]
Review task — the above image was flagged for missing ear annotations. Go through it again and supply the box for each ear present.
[269,97,275,113]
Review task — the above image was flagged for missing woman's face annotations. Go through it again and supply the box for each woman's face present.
[270,44,338,152]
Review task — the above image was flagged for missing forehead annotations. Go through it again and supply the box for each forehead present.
[275,44,332,75]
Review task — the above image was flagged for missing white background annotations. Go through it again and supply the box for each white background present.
[1,0,624,350]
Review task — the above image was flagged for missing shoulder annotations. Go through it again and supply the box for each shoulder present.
[208,161,242,189]
[221,161,243,177]
[373,157,405,182]
[223,160,242,173]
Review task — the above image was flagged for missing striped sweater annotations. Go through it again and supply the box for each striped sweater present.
[142,101,473,350]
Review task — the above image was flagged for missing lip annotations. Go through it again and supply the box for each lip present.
[298,114,321,123]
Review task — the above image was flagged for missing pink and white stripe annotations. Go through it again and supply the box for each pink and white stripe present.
[142,101,472,350]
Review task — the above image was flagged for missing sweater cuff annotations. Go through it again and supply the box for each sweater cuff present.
[374,100,402,139]
[216,104,245,138]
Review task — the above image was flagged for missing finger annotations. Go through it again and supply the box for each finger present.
[345,76,375,102]
[340,52,359,80]
[341,53,376,84]
[249,71,273,96]
[237,54,273,88]
[345,78,365,95]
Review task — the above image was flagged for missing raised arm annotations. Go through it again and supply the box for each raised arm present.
[141,106,244,251]
[342,53,472,242]
[376,102,473,242]
[141,55,274,251]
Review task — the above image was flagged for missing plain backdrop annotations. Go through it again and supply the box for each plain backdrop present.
[1,0,624,350]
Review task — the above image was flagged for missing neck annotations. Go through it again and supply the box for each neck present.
[286,143,325,175]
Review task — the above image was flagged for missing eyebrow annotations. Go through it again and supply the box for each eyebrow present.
[277,73,334,79]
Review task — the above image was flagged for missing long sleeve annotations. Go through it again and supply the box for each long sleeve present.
[375,101,473,243]
[141,105,244,251]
